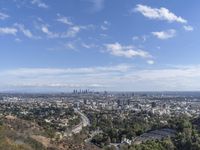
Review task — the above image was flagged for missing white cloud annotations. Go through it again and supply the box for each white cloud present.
[100,20,110,30]
[41,25,59,38]
[88,0,104,12]
[105,42,151,58]
[57,14,73,26]
[135,4,187,24]
[147,60,155,65]
[0,27,18,35]
[101,25,108,30]
[3,64,131,76]
[157,46,161,49]
[183,25,194,31]
[31,0,48,8]
[103,21,109,25]
[132,35,148,42]
[64,42,76,50]
[82,43,96,49]
[132,36,139,41]
[62,24,94,38]
[65,26,81,38]
[2,64,200,91]
[100,33,108,37]
[0,12,9,20]
[15,38,22,42]
[152,29,176,40]
[14,23,33,38]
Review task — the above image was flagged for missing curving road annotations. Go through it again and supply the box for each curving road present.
[71,108,90,134]
[74,108,90,127]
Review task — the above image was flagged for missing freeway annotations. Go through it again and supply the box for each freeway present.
[71,108,90,134]
[64,108,90,136]
[74,108,90,127]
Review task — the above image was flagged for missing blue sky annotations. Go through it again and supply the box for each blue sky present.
[0,0,200,92]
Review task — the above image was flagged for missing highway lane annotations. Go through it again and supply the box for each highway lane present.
[71,108,90,134]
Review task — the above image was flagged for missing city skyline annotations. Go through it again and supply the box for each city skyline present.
[1,0,200,92]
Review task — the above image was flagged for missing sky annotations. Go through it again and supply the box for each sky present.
[0,0,200,92]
